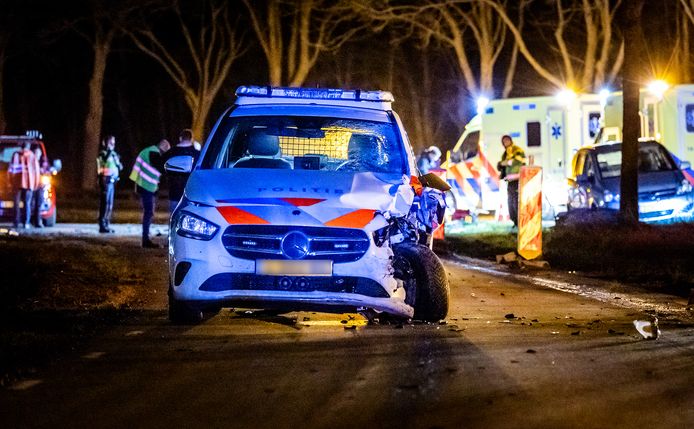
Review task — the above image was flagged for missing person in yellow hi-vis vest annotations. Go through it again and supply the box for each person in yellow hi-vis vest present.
[96,135,123,233]
[129,139,170,248]
[496,135,526,228]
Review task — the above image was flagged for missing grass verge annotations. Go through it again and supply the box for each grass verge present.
[443,220,694,296]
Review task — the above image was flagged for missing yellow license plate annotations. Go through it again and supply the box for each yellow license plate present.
[256,259,333,276]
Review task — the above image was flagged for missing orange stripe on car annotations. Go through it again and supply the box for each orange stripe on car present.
[324,209,376,228]
[217,206,270,225]
[280,198,325,207]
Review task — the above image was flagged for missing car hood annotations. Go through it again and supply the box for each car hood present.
[184,168,415,228]
[601,170,683,195]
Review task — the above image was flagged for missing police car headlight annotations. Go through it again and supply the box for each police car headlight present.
[677,179,692,195]
[40,175,52,187]
[175,212,218,240]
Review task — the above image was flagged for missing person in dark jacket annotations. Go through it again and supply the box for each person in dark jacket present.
[96,135,123,233]
[496,135,526,227]
[163,129,200,214]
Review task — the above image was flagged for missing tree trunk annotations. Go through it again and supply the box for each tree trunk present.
[0,36,7,134]
[190,100,210,145]
[0,58,6,135]
[619,0,645,224]
[82,36,111,190]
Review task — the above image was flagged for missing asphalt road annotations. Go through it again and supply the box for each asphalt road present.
[1,229,693,428]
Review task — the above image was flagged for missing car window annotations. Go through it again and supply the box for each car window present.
[584,155,596,177]
[202,116,406,174]
[596,149,622,178]
[638,144,676,172]
[596,143,677,178]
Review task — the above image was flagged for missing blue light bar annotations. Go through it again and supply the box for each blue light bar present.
[236,86,394,103]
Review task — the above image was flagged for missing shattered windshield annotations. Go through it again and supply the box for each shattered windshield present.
[202,116,406,174]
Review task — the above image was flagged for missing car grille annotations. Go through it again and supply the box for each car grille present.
[638,189,677,201]
[222,225,370,263]
[199,273,389,298]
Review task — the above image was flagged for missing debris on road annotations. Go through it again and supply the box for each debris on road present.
[505,313,515,319]
[526,349,537,354]
[520,259,550,270]
[633,317,660,340]
[496,252,517,264]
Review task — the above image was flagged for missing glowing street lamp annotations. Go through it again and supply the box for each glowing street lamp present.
[476,96,490,114]
[599,88,610,107]
[556,88,577,106]
[646,79,669,99]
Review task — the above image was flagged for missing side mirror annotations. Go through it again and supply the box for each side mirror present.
[680,161,691,170]
[51,159,62,173]
[419,172,451,192]
[165,156,194,174]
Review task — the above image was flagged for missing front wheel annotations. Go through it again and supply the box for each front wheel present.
[393,243,449,322]
[168,292,204,324]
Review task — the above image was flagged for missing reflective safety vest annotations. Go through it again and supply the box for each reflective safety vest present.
[8,151,23,174]
[97,150,123,177]
[129,146,162,193]
[499,144,526,181]
[8,149,39,190]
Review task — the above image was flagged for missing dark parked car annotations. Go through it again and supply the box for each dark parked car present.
[567,140,694,222]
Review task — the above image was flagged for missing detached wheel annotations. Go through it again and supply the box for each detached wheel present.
[393,242,449,322]
[168,291,203,324]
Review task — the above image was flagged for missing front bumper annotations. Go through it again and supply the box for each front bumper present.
[605,193,694,221]
[168,206,413,318]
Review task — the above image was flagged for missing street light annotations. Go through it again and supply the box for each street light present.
[646,80,669,99]
[599,88,610,107]
[476,96,490,114]
[556,88,577,106]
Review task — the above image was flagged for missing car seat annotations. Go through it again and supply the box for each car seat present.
[232,130,292,169]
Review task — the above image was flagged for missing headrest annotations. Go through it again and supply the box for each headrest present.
[247,130,280,157]
[347,134,374,157]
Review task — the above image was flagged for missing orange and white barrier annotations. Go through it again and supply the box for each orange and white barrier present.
[517,166,542,260]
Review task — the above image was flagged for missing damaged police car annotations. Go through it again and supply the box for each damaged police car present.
[165,86,450,323]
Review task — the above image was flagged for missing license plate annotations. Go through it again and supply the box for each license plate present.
[256,259,332,276]
[639,201,657,213]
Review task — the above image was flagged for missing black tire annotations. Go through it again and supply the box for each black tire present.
[43,207,57,227]
[168,292,204,324]
[393,242,449,322]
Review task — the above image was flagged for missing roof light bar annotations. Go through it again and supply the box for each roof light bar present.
[235,86,394,103]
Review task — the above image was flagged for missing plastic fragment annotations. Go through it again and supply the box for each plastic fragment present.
[633,318,660,340]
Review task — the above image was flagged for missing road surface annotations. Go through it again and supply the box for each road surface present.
[1,229,693,428]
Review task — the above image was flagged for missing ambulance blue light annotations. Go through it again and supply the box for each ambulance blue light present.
[235,86,394,102]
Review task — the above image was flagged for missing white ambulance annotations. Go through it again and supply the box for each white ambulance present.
[442,92,603,218]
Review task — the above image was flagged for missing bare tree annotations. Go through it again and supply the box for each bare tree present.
[0,33,8,134]
[242,0,364,86]
[485,0,624,92]
[356,0,525,98]
[62,1,142,189]
[681,0,694,23]
[679,0,694,82]
[128,0,246,141]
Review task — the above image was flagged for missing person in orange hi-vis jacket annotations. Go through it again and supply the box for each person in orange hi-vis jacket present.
[8,141,40,229]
